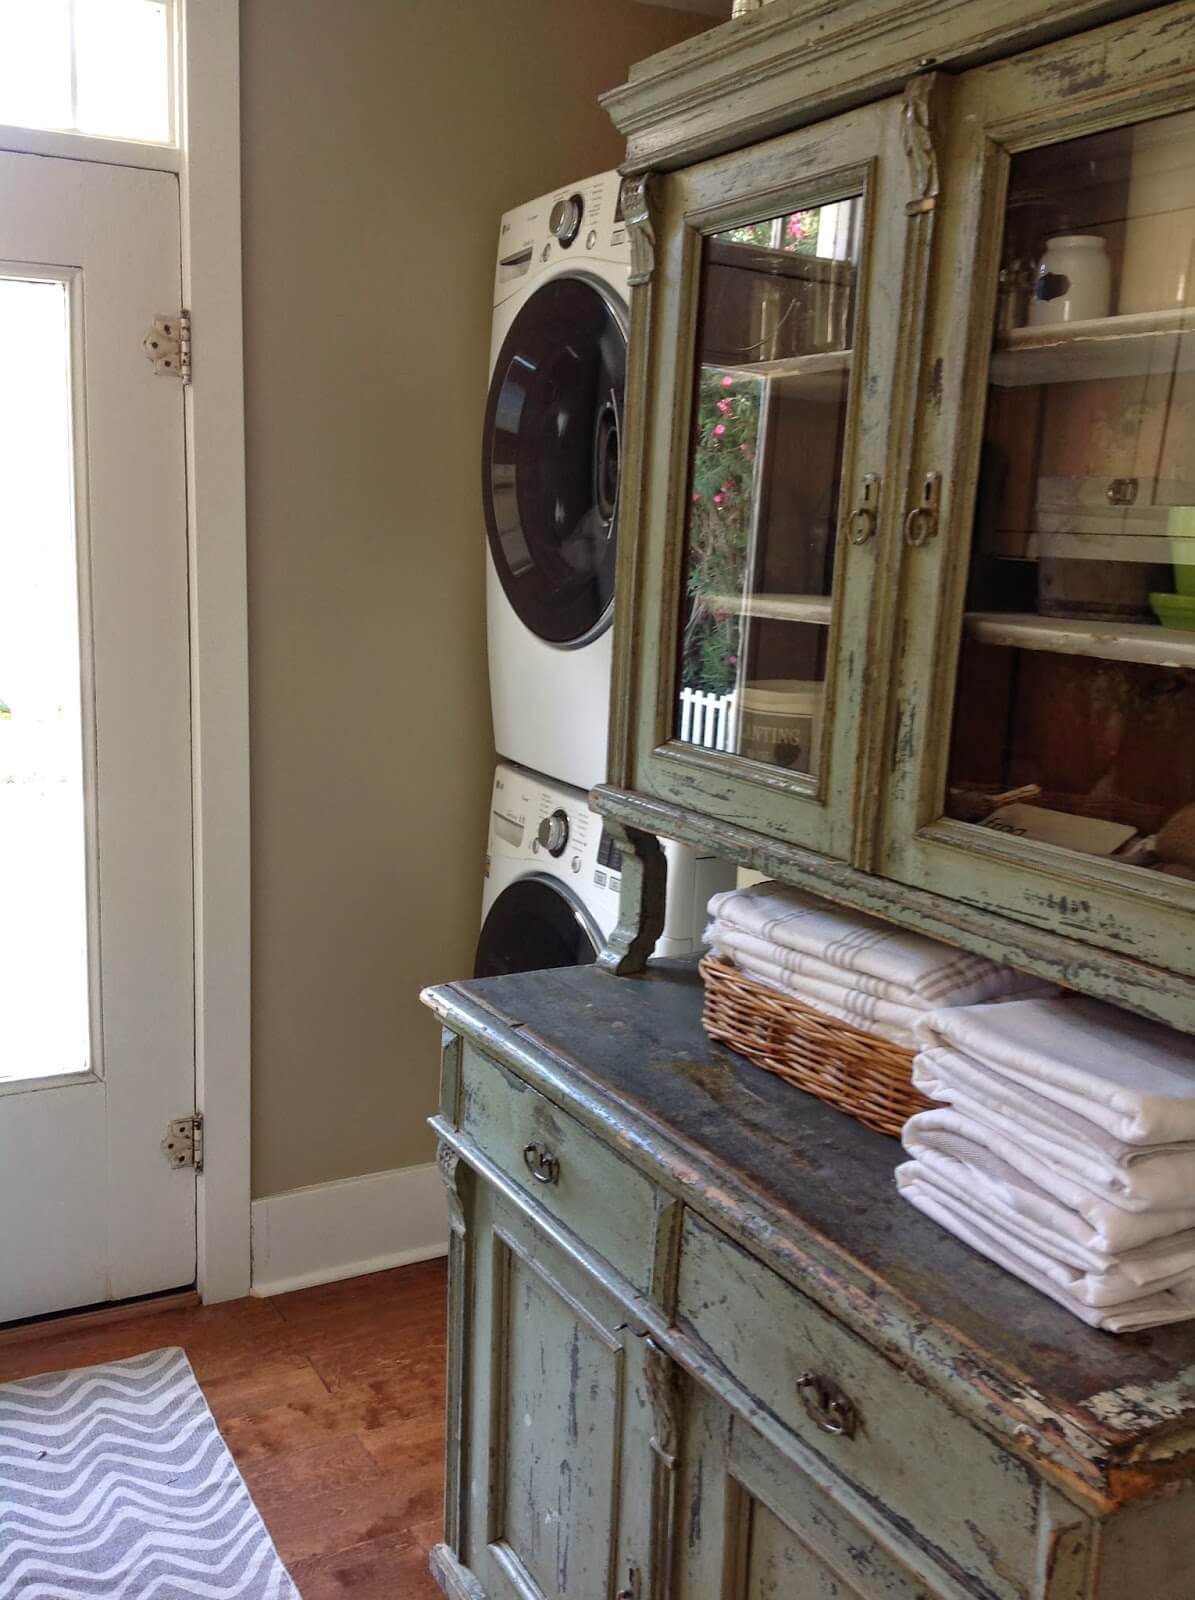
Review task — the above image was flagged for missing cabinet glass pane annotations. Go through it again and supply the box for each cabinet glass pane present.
[945,109,1195,882]
[675,197,861,776]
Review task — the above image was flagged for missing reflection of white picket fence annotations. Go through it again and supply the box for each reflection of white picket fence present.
[678,687,738,751]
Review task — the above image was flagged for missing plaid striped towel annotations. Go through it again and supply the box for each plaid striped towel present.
[707,883,1049,1009]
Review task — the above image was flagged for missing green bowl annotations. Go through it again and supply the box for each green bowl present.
[1149,591,1195,631]
[1167,508,1195,597]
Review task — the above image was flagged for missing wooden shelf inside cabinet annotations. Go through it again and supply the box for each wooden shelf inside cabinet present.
[965,611,1195,670]
[989,308,1195,387]
[710,347,851,387]
[704,593,833,624]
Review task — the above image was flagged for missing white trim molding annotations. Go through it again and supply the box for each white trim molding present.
[178,0,252,1304]
[250,1165,449,1298]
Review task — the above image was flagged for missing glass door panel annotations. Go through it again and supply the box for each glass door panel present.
[943,108,1195,883]
[0,273,91,1085]
[676,197,861,777]
[624,93,917,860]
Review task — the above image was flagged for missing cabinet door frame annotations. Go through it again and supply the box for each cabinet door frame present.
[613,92,928,864]
[455,1180,661,1600]
[880,2,1195,1006]
[676,1384,972,1600]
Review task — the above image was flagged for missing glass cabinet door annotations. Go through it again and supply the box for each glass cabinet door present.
[884,14,1195,1001]
[621,95,919,859]
[676,198,860,783]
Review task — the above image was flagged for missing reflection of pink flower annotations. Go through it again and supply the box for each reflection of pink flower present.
[786,214,807,241]
[728,654,738,665]
[713,423,726,436]
[691,492,701,503]
[713,609,728,623]
[717,398,731,415]
[713,493,725,506]
[721,480,733,492]
[720,374,734,388]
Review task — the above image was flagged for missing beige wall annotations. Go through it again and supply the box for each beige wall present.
[241,0,711,1199]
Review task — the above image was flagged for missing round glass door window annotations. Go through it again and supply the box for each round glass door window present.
[483,275,626,647]
[474,875,602,979]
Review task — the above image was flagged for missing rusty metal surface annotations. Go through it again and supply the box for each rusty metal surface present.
[423,960,1195,1502]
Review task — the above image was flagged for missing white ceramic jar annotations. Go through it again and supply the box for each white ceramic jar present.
[1029,234,1111,326]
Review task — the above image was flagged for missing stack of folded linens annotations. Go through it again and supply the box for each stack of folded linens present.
[705,882,1051,1049]
[899,995,1195,1331]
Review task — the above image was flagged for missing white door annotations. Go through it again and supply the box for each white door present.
[0,150,195,1322]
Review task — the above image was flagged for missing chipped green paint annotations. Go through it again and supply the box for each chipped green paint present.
[427,6,1195,1597]
[599,0,1195,1020]
[424,963,1195,1597]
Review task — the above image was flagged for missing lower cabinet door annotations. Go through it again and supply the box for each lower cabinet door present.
[460,1183,657,1600]
[677,1384,961,1600]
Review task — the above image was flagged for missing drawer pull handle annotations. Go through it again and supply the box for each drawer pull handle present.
[522,1142,560,1185]
[797,1371,857,1438]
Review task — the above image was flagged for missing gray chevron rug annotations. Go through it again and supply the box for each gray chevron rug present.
[0,1346,299,1599]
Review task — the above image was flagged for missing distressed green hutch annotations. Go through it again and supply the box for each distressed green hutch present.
[424,3,1195,1597]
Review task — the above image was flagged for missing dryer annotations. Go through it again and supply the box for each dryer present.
[482,171,628,793]
[475,763,733,979]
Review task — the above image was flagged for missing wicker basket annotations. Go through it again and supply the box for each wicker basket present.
[699,954,932,1138]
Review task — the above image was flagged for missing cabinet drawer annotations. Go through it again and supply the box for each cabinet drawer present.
[677,1211,1041,1600]
[459,1043,657,1295]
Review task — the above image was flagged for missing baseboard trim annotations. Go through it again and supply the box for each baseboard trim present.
[250,1162,447,1297]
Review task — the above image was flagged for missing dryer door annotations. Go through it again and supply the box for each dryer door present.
[483,275,625,647]
[474,873,604,979]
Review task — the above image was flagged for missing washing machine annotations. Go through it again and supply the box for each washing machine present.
[475,763,734,979]
[482,171,629,793]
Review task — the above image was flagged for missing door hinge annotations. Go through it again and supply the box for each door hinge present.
[162,1114,203,1172]
[143,311,192,382]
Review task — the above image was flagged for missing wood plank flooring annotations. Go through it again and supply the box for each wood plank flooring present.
[0,1260,448,1598]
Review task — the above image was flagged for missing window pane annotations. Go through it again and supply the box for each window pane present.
[0,0,172,144]
[0,276,91,1083]
[674,196,862,775]
[0,1,72,133]
[75,0,171,143]
[944,108,1195,881]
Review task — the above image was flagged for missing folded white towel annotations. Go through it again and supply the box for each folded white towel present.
[913,1049,1195,1212]
[915,995,1195,1146]
[902,1115,1195,1279]
[707,928,921,1047]
[898,1161,1195,1331]
[707,883,1051,1009]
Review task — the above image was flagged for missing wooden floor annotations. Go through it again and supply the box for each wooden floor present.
[0,1260,448,1599]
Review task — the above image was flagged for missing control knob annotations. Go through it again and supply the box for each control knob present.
[549,193,584,248]
[537,809,570,858]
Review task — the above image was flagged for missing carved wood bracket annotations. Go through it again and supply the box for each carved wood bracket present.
[595,819,667,975]
[644,1337,684,1466]
[622,173,659,287]
[901,73,945,215]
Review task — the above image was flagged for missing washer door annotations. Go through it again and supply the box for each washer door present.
[483,275,626,647]
[474,874,603,979]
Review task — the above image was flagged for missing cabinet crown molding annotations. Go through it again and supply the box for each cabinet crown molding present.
[603,0,1160,171]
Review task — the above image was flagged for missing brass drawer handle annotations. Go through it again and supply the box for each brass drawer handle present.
[522,1141,559,1185]
[797,1371,858,1438]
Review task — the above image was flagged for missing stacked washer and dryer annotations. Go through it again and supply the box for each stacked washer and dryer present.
[475,171,731,978]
